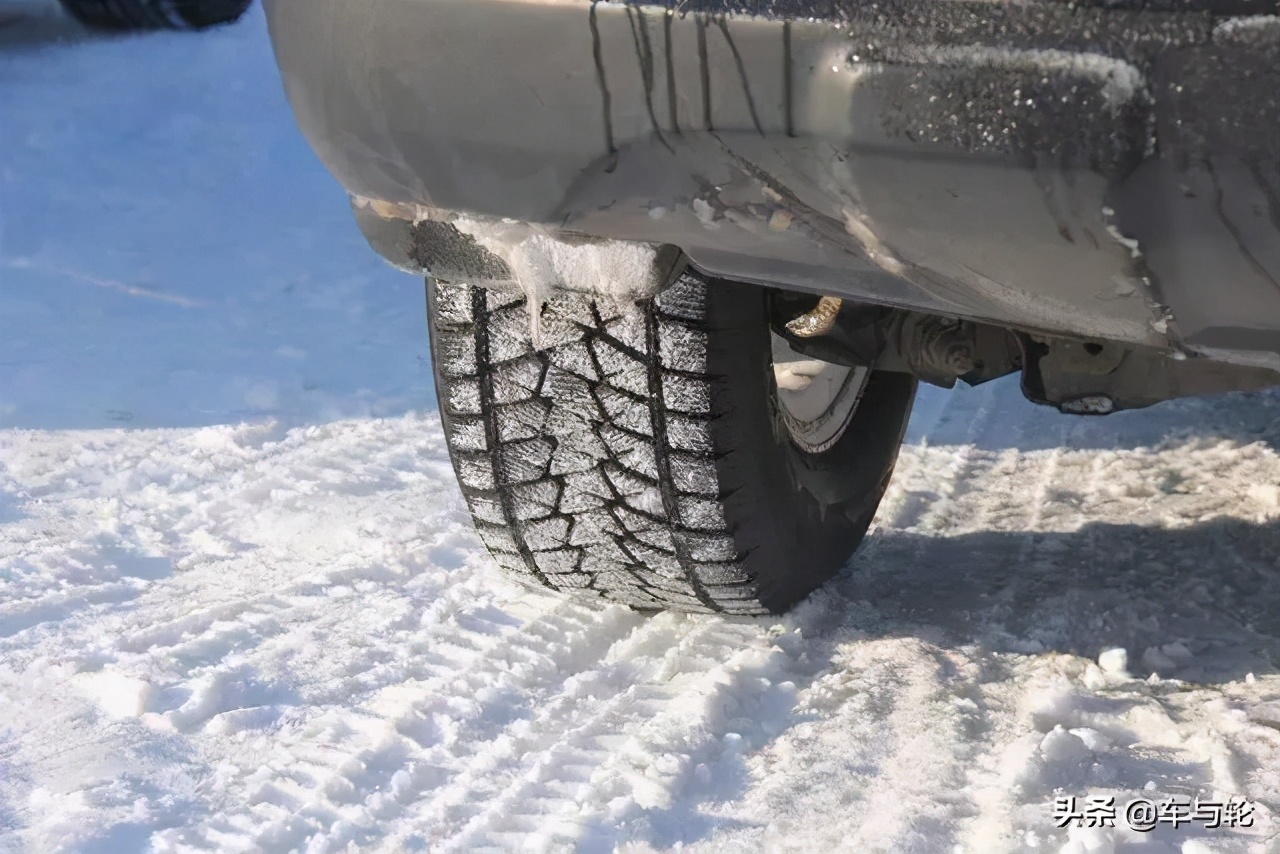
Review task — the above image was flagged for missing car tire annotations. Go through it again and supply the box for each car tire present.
[428,271,916,615]
[58,0,251,30]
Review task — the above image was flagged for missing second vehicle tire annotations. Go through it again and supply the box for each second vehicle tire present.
[58,0,252,30]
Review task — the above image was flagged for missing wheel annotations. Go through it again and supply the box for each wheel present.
[428,271,916,615]
[58,0,251,30]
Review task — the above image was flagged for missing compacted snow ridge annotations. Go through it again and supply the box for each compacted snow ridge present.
[2,5,1279,854]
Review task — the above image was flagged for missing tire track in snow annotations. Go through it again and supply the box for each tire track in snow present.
[6,396,1280,851]
[422,616,744,852]
[877,380,1007,536]
[180,596,654,852]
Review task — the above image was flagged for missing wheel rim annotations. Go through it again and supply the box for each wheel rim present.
[771,334,871,454]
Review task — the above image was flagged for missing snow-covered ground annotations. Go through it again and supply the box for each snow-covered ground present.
[2,7,1279,853]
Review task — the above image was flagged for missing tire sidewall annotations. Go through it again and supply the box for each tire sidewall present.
[703,281,916,611]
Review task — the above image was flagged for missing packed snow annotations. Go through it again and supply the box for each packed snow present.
[2,5,1279,853]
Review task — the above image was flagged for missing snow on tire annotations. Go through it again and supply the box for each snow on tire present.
[428,271,917,614]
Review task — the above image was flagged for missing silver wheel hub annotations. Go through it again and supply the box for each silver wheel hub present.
[772,334,870,454]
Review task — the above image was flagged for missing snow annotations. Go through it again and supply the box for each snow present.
[3,5,1280,854]
[881,45,1147,112]
[451,217,667,305]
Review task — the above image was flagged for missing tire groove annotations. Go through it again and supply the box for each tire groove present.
[473,288,554,589]
[643,301,720,611]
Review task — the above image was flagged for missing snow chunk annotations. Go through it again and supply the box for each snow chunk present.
[692,198,720,229]
[1248,483,1280,513]
[451,216,668,342]
[1039,725,1090,763]
[73,670,154,718]
[1068,727,1112,752]
[1097,648,1129,676]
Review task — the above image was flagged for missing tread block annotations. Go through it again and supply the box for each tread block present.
[613,505,665,536]
[522,516,571,550]
[700,580,762,600]
[596,424,646,458]
[549,572,593,589]
[531,548,582,576]
[498,438,555,484]
[486,289,525,311]
[433,283,476,326]
[508,478,562,520]
[655,274,707,320]
[590,334,645,368]
[559,470,611,513]
[622,542,683,578]
[568,511,622,547]
[631,525,677,553]
[602,462,655,498]
[447,415,488,453]
[599,360,649,397]
[434,332,478,378]
[603,312,647,350]
[681,532,740,563]
[547,341,599,382]
[589,536,635,567]
[657,374,711,416]
[716,601,769,616]
[488,320,534,364]
[617,444,659,481]
[550,442,609,477]
[491,356,544,405]
[596,387,653,436]
[667,452,719,496]
[455,455,497,491]
[658,321,708,372]
[476,522,520,555]
[546,369,605,423]
[469,495,506,525]
[664,414,714,454]
[677,495,729,531]
[581,556,630,578]
[446,378,483,416]
[641,586,711,611]
[495,399,551,443]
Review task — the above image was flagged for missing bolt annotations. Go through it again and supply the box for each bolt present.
[944,342,976,375]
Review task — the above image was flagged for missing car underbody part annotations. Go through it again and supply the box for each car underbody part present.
[1020,335,1280,414]
[771,294,1280,411]
[428,269,915,614]
[350,193,1280,414]
[771,295,1022,390]
[784,296,843,339]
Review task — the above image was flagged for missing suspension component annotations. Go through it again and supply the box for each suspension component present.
[785,296,843,338]
[772,296,1020,388]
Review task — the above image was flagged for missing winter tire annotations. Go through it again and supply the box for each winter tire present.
[58,0,251,30]
[428,272,916,615]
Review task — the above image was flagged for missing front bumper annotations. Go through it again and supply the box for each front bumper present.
[265,0,1280,365]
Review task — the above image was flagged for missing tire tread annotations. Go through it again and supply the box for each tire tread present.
[432,275,757,614]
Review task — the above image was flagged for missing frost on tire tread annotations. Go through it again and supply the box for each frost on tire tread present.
[432,274,765,615]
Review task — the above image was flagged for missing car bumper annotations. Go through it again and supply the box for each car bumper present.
[264,0,1280,364]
